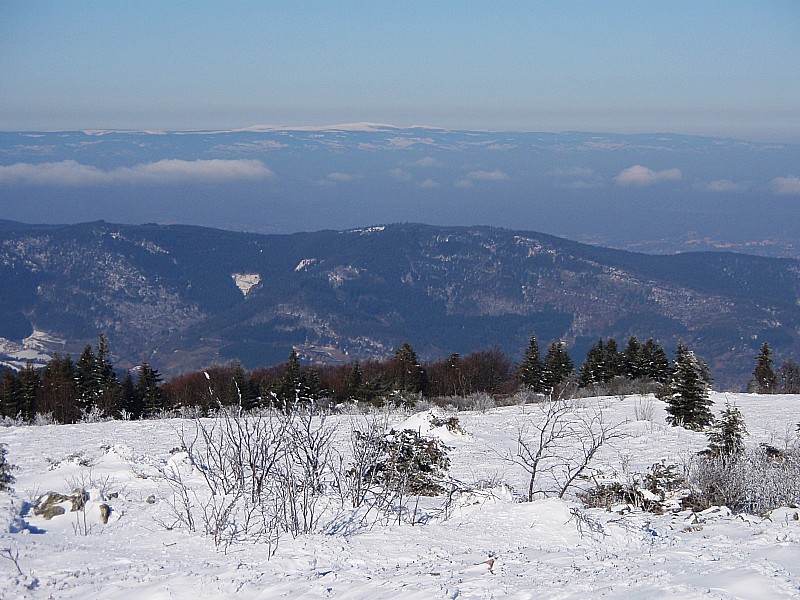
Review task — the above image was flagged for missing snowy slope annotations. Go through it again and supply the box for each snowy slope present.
[1,392,799,599]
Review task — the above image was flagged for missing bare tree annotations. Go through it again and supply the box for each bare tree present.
[509,396,626,501]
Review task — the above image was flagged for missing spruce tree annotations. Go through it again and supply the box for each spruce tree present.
[641,338,670,383]
[622,336,643,380]
[665,341,713,430]
[748,342,777,394]
[518,335,544,392]
[0,368,22,419]
[707,400,747,456]
[542,340,574,394]
[391,342,427,395]
[135,362,164,418]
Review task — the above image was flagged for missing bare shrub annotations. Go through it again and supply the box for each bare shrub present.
[508,397,626,501]
[633,396,656,422]
[688,447,800,514]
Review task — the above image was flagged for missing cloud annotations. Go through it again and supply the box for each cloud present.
[0,159,274,186]
[455,169,509,188]
[614,165,682,186]
[388,168,412,181]
[413,156,441,168]
[772,175,800,196]
[706,179,746,193]
[326,172,356,183]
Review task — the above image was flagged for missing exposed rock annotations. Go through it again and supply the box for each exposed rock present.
[33,490,89,520]
[99,503,111,524]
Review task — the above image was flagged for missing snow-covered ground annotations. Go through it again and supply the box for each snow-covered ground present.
[1,392,799,599]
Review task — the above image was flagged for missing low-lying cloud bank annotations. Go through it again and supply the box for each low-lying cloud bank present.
[614,165,682,186]
[0,159,275,185]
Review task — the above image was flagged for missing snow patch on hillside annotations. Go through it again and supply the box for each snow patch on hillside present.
[231,272,260,296]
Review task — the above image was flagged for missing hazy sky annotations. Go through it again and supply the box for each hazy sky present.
[1,1,799,141]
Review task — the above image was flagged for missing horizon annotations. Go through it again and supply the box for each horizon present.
[2,2,799,143]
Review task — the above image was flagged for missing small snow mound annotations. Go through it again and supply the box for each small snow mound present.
[398,410,466,443]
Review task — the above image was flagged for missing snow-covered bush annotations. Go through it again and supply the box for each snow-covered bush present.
[0,443,15,492]
[360,428,451,497]
[688,447,800,514]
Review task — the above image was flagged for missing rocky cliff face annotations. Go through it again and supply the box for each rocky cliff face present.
[1,221,799,388]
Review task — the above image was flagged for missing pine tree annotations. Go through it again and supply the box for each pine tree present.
[665,341,713,430]
[391,342,427,395]
[17,363,40,421]
[518,335,544,392]
[578,338,606,388]
[75,344,100,412]
[0,368,22,419]
[542,340,574,394]
[135,361,163,418]
[346,361,365,400]
[641,338,670,383]
[622,336,643,380]
[748,342,777,394]
[707,400,747,456]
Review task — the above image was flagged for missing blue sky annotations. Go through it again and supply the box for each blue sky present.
[1,1,799,141]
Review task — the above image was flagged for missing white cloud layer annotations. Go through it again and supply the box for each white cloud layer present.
[0,159,274,185]
[614,165,682,186]
[456,169,510,187]
[771,175,800,196]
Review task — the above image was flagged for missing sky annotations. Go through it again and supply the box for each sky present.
[1,1,799,142]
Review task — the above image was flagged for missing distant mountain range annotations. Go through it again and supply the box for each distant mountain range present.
[1,220,799,389]
[1,127,799,256]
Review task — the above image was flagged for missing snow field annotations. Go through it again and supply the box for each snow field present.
[0,392,798,598]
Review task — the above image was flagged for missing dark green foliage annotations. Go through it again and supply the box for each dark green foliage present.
[542,340,574,393]
[665,341,713,430]
[748,342,777,394]
[135,361,164,418]
[707,401,748,456]
[0,443,14,492]
[578,338,623,388]
[273,349,325,409]
[390,342,427,395]
[640,338,670,383]
[1,368,23,419]
[778,358,800,393]
[518,335,545,392]
[361,428,450,496]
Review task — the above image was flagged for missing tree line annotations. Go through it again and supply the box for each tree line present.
[1,334,799,424]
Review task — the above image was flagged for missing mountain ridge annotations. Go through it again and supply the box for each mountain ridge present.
[1,220,798,388]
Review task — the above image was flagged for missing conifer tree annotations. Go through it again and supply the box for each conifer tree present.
[346,361,365,400]
[17,363,40,421]
[391,342,427,395]
[518,335,544,392]
[748,341,777,394]
[0,368,22,419]
[622,336,643,380]
[665,341,713,430]
[707,400,747,456]
[641,338,670,383]
[542,340,574,394]
[135,361,163,418]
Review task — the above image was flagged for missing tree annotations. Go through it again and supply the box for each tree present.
[135,361,163,418]
[748,342,777,394]
[622,336,643,380]
[390,342,427,396]
[36,353,76,423]
[542,340,574,394]
[518,336,545,393]
[578,337,621,388]
[0,368,22,419]
[778,358,800,393]
[640,338,670,383]
[665,341,713,430]
[707,400,747,457]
